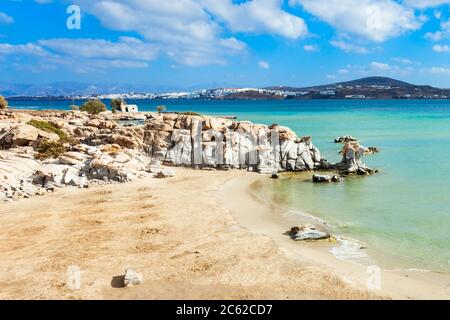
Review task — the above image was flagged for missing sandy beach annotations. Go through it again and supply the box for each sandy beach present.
[1,167,449,299]
[0,168,375,300]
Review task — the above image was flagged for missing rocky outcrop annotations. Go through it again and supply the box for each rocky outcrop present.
[0,110,376,201]
[0,123,60,149]
[334,141,375,175]
[142,114,331,174]
[2,111,335,175]
[7,124,40,146]
[0,148,44,201]
[1,144,158,201]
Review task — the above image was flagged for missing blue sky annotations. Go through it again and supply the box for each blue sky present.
[1,0,450,90]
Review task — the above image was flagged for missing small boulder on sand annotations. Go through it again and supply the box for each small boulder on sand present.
[123,269,143,287]
[154,168,176,178]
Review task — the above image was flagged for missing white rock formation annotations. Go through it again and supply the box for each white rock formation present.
[0,110,374,201]
[123,269,143,287]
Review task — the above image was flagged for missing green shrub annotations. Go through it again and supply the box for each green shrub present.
[156,105,167,113]
[179,111,201,116]
[27,120,69,142]
[0,96,8,110]
[35,141,67,160]
[110,98,123,113]
[80,100,107,114]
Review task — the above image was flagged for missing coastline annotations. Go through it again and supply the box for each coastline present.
[219,173,450,300]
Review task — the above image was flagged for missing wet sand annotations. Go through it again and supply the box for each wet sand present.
[219,173,450,300]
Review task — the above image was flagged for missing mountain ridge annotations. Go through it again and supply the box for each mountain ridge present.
[265,76,434,91]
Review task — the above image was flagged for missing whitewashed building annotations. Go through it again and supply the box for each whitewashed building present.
[120,101,139,113]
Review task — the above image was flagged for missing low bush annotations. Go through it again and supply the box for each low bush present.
[179,111,201,116]
[0,96,8,110]
[35,141,67,160]
[27,120,69,142]
[80,100,107,114]
[156,105,167,113]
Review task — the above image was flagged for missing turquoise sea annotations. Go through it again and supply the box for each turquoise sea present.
[9,98,450,272]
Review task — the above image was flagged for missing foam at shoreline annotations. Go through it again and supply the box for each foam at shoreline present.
[248,181,372,266]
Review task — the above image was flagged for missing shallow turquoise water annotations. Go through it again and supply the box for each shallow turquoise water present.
[9,99,450,272]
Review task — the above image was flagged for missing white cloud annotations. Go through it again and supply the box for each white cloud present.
[0,37,159,73]
[303,44,319,52]
[0,43,48,56]
[73,0,305,66]
[201,0,308,39]
[392,57,414,64]
[0,12,14,24]
[425,31,444,41]
[427,67,450,75]
[220,37,247,51]
[403,0,450,8]
[425,19,450,41]
[291,0,422,42]
[330,40,368,54]
[327,61,414,80]
[433,44,450,52]
[258,60,270,69]
[370,61,391,71]
[38,37,159,62]
[367,61,414,76]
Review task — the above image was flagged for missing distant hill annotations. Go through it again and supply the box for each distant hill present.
[335,76,415,88]
[267,77,418,91]
[263,76,450,100]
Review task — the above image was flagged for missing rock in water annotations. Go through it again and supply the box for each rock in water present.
[334,141,374,175]
[123,269,143,287]
[334,135,356,143]
[312,174,340,183]
[365,146,380,155]
[291,225,331,241]
[294,229,330,241]
[271,171,280,179]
